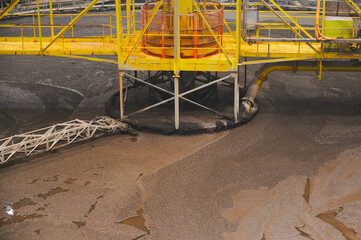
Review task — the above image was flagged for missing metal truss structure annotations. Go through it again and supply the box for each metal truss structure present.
[1,0,361,129]
[0,117,129,164]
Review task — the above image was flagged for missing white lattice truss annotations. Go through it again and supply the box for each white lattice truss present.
[0,117,128,164]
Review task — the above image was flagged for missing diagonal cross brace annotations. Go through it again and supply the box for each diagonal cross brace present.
[342,0,361,18]
[41,0,99,54]
[0,0,21,20]
[124,73,233,119]
[259,0,321,57]
[267,0,313,39]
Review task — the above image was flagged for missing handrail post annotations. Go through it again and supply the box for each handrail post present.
[36,0,43,53]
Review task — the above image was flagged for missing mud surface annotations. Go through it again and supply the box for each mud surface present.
[1,12,361,240]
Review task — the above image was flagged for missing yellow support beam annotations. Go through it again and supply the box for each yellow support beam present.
[239,57,315,65]
[41,0,99,54]
[115,0,122,68]
[49,54,117,64]
[236,0,241,62]
[0,0,20,20]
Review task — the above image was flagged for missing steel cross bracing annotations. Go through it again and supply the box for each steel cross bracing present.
[0,117,129,164]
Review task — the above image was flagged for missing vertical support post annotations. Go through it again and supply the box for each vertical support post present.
[174,75,180,129]
[119,71,124,120]
[236,0,241,65]
[71,15,74,37]
[321,0,326,53]
[132,0,135,33]
[32,14,36,37]
[233,72,239,123]
[116,0,124,120]
[126,0,131,39]
[322,0,326,34]
[36,0,43,52]
[21,24,24,53]
[49,0,54,37]
[110,15,112,37]
[115,0,122,58]
[174,0,180,129]
[194,15,198,58]
[161,14,165,58]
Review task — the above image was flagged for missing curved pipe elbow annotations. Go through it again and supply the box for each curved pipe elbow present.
[243,60,361,106]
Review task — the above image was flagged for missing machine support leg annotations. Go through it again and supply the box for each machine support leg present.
[174,75,180,129]
[233,72,240,123]
[119,70,124,120]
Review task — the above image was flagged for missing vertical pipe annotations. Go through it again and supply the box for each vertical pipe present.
[174,0,180,129]
[234,72,239,123]
[49,0,54,37]
[36,0,43,52]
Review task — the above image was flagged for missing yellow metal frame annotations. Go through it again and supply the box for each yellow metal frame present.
[0,0,21,20]
[0,0,361,72]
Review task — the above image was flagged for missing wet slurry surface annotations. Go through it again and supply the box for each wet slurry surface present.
[1,56,361,239]
[1,14,361,240]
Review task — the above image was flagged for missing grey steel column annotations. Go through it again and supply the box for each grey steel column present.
[119,71,124,120]
[174,0,180,129]
[234,72,239,123]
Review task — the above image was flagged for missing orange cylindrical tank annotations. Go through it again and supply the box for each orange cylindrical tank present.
[141,1,224,59]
